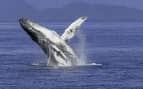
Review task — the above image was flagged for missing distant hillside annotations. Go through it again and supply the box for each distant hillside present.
[41,2,143,22]
[0,0,37,22]
[1,1,143,22]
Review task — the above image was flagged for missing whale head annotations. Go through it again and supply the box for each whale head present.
[19,18,40,42]
[19,18,62,45]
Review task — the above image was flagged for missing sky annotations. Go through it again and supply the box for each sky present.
[24,0,143,10]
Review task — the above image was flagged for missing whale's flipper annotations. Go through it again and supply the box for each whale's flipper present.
[61,17,87,42]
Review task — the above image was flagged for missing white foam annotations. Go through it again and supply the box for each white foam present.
[32,62,102,68]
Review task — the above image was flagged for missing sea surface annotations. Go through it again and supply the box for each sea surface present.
[0,22,143,89]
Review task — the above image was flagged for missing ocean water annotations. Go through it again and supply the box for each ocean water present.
[0,22,143,89]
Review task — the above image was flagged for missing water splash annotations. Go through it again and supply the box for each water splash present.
[75,30,88,65]
[73,30,102,66]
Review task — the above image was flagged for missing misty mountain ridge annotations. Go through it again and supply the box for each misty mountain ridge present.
[1,1,143,22]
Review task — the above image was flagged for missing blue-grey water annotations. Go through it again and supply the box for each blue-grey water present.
[0,22,143,89]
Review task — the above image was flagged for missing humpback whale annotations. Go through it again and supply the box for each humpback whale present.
[19,17,87,67]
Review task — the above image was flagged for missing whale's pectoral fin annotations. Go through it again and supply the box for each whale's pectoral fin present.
[61,16,88,42]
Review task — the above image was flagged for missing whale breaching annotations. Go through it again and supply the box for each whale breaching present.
[19,17,87,67]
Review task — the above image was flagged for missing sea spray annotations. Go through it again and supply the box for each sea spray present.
[75,30,88,65]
